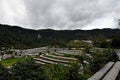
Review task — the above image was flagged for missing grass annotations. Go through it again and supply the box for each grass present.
[1,57,28,67]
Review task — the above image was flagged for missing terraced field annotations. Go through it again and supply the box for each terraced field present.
[34,51,79,66]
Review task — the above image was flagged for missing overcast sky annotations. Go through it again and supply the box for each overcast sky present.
[0,0,120,30]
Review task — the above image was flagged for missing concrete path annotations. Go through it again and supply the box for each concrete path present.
[88,62,114,80]
[102,61,120,80]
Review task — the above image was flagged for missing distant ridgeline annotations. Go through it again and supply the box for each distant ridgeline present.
[0,24,120,49]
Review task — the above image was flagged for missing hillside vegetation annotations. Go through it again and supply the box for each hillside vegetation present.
[0,24,120,49]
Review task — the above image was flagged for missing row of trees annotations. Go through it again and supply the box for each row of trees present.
[51,32,120,49]
[93,32,120,48]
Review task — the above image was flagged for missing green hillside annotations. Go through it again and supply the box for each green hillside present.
[0,24,120,49]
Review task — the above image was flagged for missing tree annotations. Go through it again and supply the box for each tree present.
[66,62,83,80]
[46,64,68,80]
[46,63,84,80]
[111,32,120,48]
[0,51,5,60]
[93,37,111,48]
[0,63,9,80]
[11,58,46,80]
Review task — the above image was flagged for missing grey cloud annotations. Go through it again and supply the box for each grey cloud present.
[0,0,120,30]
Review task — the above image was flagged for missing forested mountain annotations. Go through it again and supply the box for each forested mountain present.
[0,24,120,49]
